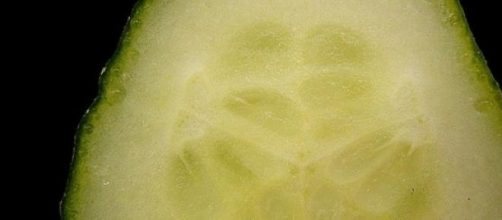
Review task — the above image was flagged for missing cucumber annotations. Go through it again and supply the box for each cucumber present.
[63,0,502,219]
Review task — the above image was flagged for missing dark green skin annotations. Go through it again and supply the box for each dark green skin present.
[60,0,150,218]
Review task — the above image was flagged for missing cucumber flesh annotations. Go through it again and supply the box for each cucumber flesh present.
[63,0,502,219]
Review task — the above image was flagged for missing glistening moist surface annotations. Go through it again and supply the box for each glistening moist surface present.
[64,0,502,219]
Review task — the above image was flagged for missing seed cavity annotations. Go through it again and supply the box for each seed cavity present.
[217,22,293,77]
[233,22,292,52]
[303,25,369,65]
[165,142,219,220]
[212,139,256,181]
[223,88,302,135]
[328,129,396,185]
[300,72,371,109]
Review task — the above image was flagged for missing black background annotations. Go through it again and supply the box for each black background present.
[30,1,499,219]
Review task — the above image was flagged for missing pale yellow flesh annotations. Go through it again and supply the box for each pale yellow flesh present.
[64,0,502,219]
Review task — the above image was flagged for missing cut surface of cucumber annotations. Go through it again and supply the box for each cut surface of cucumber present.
[63,0,502,219]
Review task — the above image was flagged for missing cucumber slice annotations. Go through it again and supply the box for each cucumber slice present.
[63,0,502,219]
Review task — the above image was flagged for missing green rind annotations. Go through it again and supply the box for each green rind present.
[449,0,502,124]
[60,0,151,218]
